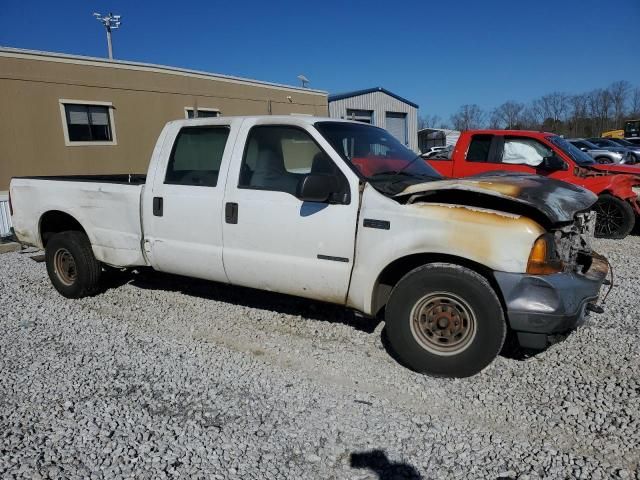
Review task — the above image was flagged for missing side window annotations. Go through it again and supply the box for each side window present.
[239,126,345,199]
[165,127,229,187]
[466,135,493,162]
[501,137,552,167]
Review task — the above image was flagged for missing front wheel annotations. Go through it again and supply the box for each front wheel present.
[595,157,613,164]
[385,263,506,378]
[593,194,635,239]
[45,231,102,298]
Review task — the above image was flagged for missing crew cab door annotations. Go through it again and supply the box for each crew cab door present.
[221,119,360,304]
[453,134,566,178]
[142,119,239,282]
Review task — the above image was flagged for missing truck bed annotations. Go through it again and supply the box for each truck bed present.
[10,176,148,267]
[13,174,147,185]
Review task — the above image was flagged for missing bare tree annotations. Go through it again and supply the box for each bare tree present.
[568,94,589,137]
[418,114,441,130]
[492,101,525,129]
[588,89,613,134]
[450,104,485,131]
[608,80,631,125]
[519,106,541,130]
[630,87,640,118]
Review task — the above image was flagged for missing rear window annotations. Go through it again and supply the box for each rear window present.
[165,127,229,187]
[466,135,493,162]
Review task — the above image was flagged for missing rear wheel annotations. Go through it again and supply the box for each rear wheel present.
[593,194,635,239]
[45,231,101,298]
[385,263,506,378]
[595,156,613,164]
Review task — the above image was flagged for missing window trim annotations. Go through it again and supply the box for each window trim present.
[184,107,221,119]
[164,125,231,188]
[238,124,351,204]
[59,99,117,146]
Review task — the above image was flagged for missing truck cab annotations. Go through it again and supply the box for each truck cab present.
[427,130,640,239]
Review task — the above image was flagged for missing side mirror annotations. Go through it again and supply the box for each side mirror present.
[297,174,339,203]
[540,155,567,171]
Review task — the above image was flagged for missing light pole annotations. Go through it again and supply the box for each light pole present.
[93,12,122,60]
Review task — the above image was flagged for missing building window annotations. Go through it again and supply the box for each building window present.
[185,108,220,119]
[346,109,374,124]
[59,100,116,146]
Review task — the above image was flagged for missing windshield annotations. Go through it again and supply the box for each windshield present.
[612,138,634,147]
[550,136,595,166]
[315,121,441,194]
[591,139,620,148]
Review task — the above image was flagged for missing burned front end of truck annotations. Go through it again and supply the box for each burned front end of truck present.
[397,172,610,350]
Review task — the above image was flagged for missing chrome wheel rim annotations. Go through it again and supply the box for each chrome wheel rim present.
[54,248,77,286]
[409,292,477,356]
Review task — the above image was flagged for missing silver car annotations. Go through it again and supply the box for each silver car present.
[599,138,640,163]
[567,138,632,164]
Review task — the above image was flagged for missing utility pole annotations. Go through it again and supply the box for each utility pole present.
[93,12,122,60]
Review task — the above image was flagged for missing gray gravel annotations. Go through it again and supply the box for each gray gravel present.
[1,237,639,479]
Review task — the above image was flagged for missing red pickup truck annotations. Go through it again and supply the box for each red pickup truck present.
[426,130,640,238]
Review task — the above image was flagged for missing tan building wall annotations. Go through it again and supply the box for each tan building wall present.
[0,49,328,190]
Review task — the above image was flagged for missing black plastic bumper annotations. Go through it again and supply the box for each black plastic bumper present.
[494,254,608,349]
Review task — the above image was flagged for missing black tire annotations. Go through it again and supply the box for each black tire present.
[45,231,101,298]
[595,157,613,164]
[593,194,635,239]
[385,263,506,378]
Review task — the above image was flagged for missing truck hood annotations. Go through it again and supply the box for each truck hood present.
[395,171,597,224]
[588,163,640,175]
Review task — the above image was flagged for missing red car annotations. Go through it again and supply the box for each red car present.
[426,130,640,238]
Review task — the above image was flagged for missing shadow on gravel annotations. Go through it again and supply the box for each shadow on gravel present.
[350,449,422,479]
[101,268,382,334]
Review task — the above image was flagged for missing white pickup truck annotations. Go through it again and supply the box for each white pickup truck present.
[10,116,608,377]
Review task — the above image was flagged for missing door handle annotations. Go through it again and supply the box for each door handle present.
[153,197,163,217]
[225,202,238,224]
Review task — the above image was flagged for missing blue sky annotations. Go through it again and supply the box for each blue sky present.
[1,0,638,120]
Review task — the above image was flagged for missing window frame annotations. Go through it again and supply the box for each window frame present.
[164,125,231,188]
[184,107,221,119]
[59,99,117,146]
[464,134,496,163]
[498,136,553,167]
[238,124,350,204]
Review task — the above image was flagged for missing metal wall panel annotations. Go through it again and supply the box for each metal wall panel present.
[0,195,12,237]
[328,91,418,151]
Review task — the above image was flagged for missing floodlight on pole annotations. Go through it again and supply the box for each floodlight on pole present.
[93,12,122,60]
[297,74,309,88]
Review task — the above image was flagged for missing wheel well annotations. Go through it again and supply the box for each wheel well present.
[39,211,87,247]
[371,253,501,317]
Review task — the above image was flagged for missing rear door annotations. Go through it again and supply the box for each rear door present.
[221,119,360,304]
[453,134,554,177]
[142,119,239,282]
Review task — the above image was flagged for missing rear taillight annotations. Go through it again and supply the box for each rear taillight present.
[8,191,13,216]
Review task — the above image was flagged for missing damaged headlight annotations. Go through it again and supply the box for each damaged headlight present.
[527,234,564,275]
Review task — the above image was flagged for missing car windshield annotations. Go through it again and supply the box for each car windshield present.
[612,138,634,147]
[591,139,619,148]
[315,121,442,194]
[550,136,595,166]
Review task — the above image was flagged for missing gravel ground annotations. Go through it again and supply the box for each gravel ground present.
[1,237,639,480]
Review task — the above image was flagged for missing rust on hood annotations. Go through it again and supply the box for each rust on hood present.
[396,171,597,224]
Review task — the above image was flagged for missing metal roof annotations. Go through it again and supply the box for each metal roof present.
[0,46,327,95]
[328,87,418,108]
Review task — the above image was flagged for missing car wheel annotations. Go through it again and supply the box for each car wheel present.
[593,194,635,239]
[595,157,613,164]
[385,263,506,378]
[45,231,102,298]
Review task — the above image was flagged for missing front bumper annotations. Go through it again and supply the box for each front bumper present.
[494,253,608,349]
